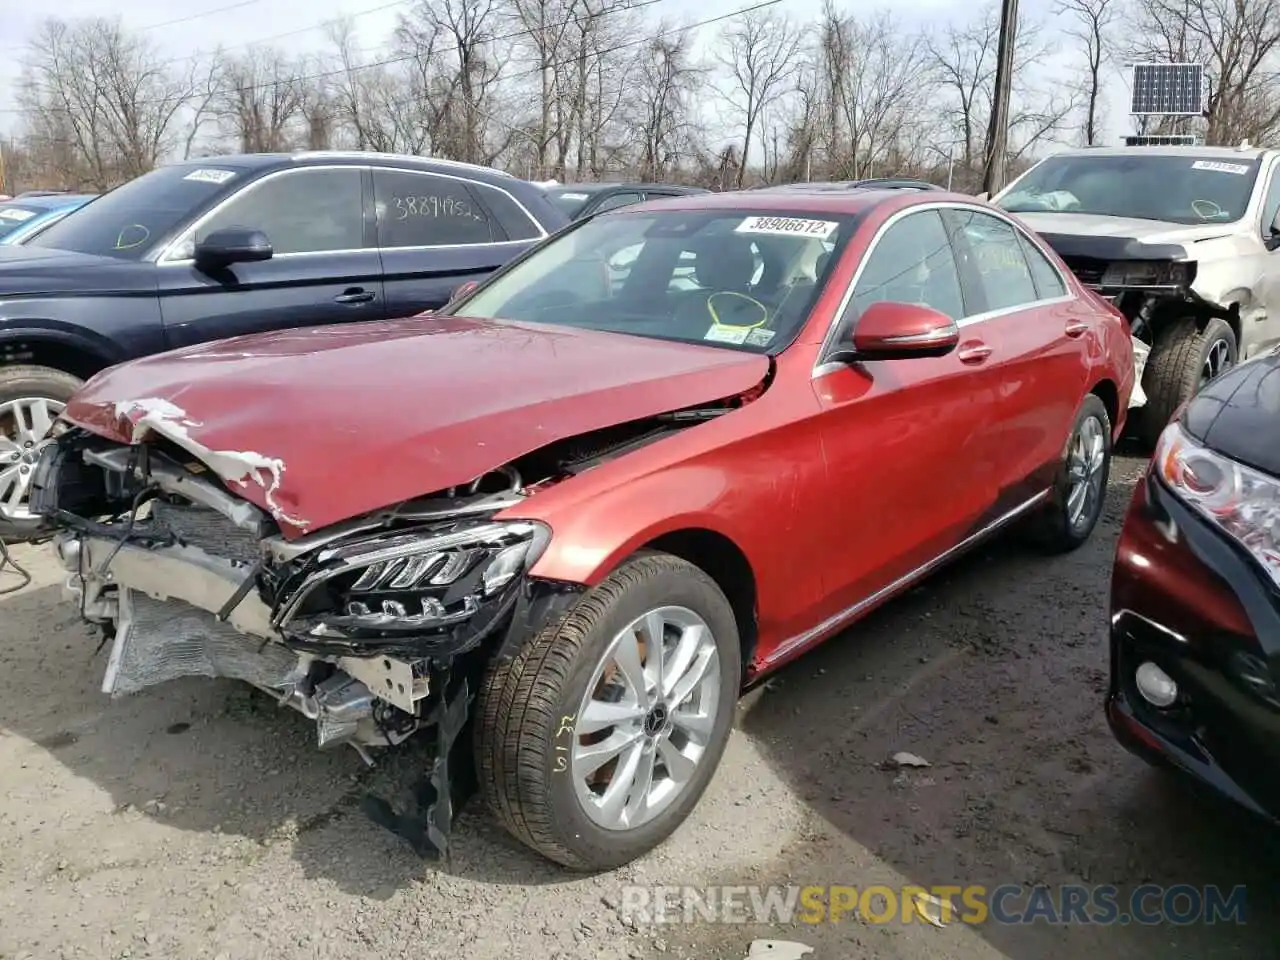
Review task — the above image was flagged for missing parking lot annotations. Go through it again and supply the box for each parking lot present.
[1,447,1277,960]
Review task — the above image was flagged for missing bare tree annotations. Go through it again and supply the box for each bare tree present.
[17,16,195,188]
[212,47,305,152]
[632,29,701,180]
[713,9,803,187]
[1124,0,1280,144]
[1056,0,1117,145]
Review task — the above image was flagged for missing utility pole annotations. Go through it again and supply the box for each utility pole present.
[982,0,1019,196]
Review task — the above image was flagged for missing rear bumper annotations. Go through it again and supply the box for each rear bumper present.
[1107,471,1280,822]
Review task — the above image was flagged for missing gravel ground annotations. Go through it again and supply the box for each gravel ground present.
[1,449,1277,960]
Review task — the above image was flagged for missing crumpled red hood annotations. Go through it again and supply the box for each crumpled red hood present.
[63,315,769,538]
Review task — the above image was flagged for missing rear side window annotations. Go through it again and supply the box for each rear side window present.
[471,181,543,241]
[1017,233,1067,299]
[946,209,1039,312]
[373,169,495,247]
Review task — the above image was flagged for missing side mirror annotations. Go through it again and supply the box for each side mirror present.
[194,227,273,271]
[838,301,960,362]
[1268,208,1280,251]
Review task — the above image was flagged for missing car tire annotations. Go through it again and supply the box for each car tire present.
[0,364,83,542]
[1024,393,1112,554]
[474,550,741,871]
[1137,316,1236,447]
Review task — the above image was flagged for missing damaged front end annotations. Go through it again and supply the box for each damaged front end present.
[27,392,746,857]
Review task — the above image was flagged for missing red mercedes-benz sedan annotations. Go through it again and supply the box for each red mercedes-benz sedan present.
[28,184,1133,871]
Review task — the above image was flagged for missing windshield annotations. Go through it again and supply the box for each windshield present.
[998,154,1263,225]
[546,189,595,217]
[25,163,246,259]
[443,208,858,353]
[0,204,46,239]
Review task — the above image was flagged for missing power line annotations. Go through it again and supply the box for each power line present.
[1,0,264,54]
[4,0,676,115]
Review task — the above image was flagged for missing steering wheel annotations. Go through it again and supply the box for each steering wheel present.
[1191,199,1226,220]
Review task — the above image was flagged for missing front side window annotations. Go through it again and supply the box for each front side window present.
[444,209,860,353]
[373,170,494,247]
[848,209,965,322]
[997,153,1262,226]
[1260,162,1280,243]
[27,162,250,260]
[946,209,1039,312]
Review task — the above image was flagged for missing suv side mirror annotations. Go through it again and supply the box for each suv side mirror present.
[1268,209,1280,251]
[831,301,960,363]
[194,227,273,271]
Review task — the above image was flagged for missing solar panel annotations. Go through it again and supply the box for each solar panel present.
[1130,63,1204,115]
[1123,135,1199,146]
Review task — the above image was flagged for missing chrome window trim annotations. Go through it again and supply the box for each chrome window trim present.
[811,200,1078,379]
[156,163,546,266]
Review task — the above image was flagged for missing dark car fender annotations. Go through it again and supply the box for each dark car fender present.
[0,297,166,378]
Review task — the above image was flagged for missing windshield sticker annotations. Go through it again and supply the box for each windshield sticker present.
[704,324,750,344]
[0,208,35,221]
[183,168,237,185]
[1191,160,1251,176]
[558,191,590,200]
[745,328,776,347]
[736,216,838,239]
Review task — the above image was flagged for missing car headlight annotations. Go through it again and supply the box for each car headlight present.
[275,520,551,638]
[1101,260,1194,288]
[1154,421,1280,587]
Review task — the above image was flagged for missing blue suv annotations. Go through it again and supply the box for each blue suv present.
[0,152,568,536]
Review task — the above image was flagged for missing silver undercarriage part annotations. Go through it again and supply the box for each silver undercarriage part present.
[55,504,431,759]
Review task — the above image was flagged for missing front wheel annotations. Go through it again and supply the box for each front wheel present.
[1137,316,1237,446]
[475,551,741,871]
[0,364,84,541]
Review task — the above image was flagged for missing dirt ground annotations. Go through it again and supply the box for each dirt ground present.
[2,450,1277,960]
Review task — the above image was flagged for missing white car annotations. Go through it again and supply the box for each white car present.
[991,143,1280,444]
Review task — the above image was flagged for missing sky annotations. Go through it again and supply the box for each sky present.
[0,0,1142,157]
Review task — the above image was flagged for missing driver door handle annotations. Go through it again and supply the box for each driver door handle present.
[334,288,375,304]
[1065,319,1089,338]
[957,340,992,364]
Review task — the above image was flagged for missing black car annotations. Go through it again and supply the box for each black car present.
[0,152,568,536]
[1108,346,1280,821]
[543,182,708,219]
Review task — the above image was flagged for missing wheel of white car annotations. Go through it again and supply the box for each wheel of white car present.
[475,550,741,871]
[1137,316,1236,447]
[0,364,83,541]
[1024,393,1112,553]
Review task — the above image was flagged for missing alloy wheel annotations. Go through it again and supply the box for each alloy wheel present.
[570,605,722,831]
[0,396,63,521]
[1066,414,1106,531]
[1201,338,1232,388]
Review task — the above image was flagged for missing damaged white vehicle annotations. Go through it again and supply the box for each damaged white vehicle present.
[993,143,1280,444]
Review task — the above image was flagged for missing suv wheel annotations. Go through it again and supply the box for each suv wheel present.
[1137,316,1237,446]
[475,551,740,870]
[0,365,83,541]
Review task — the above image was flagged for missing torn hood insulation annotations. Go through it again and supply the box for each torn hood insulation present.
[61,315,770,537]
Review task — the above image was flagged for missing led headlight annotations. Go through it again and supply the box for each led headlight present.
[276,520,551,637]
[1154,422,1280,588]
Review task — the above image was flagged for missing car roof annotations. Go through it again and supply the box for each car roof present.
[2,193,95,210]
[550,182,708,194]
[1044,144,1273,161]
[162,151,522,185]
[607,186,978,217]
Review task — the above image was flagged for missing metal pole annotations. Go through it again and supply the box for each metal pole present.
[983,0,1019,196]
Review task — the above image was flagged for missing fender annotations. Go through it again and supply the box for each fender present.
[0,317,125,369]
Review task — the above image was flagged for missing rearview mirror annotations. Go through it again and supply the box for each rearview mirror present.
[194,227,273,271]
[839,301,960,361]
